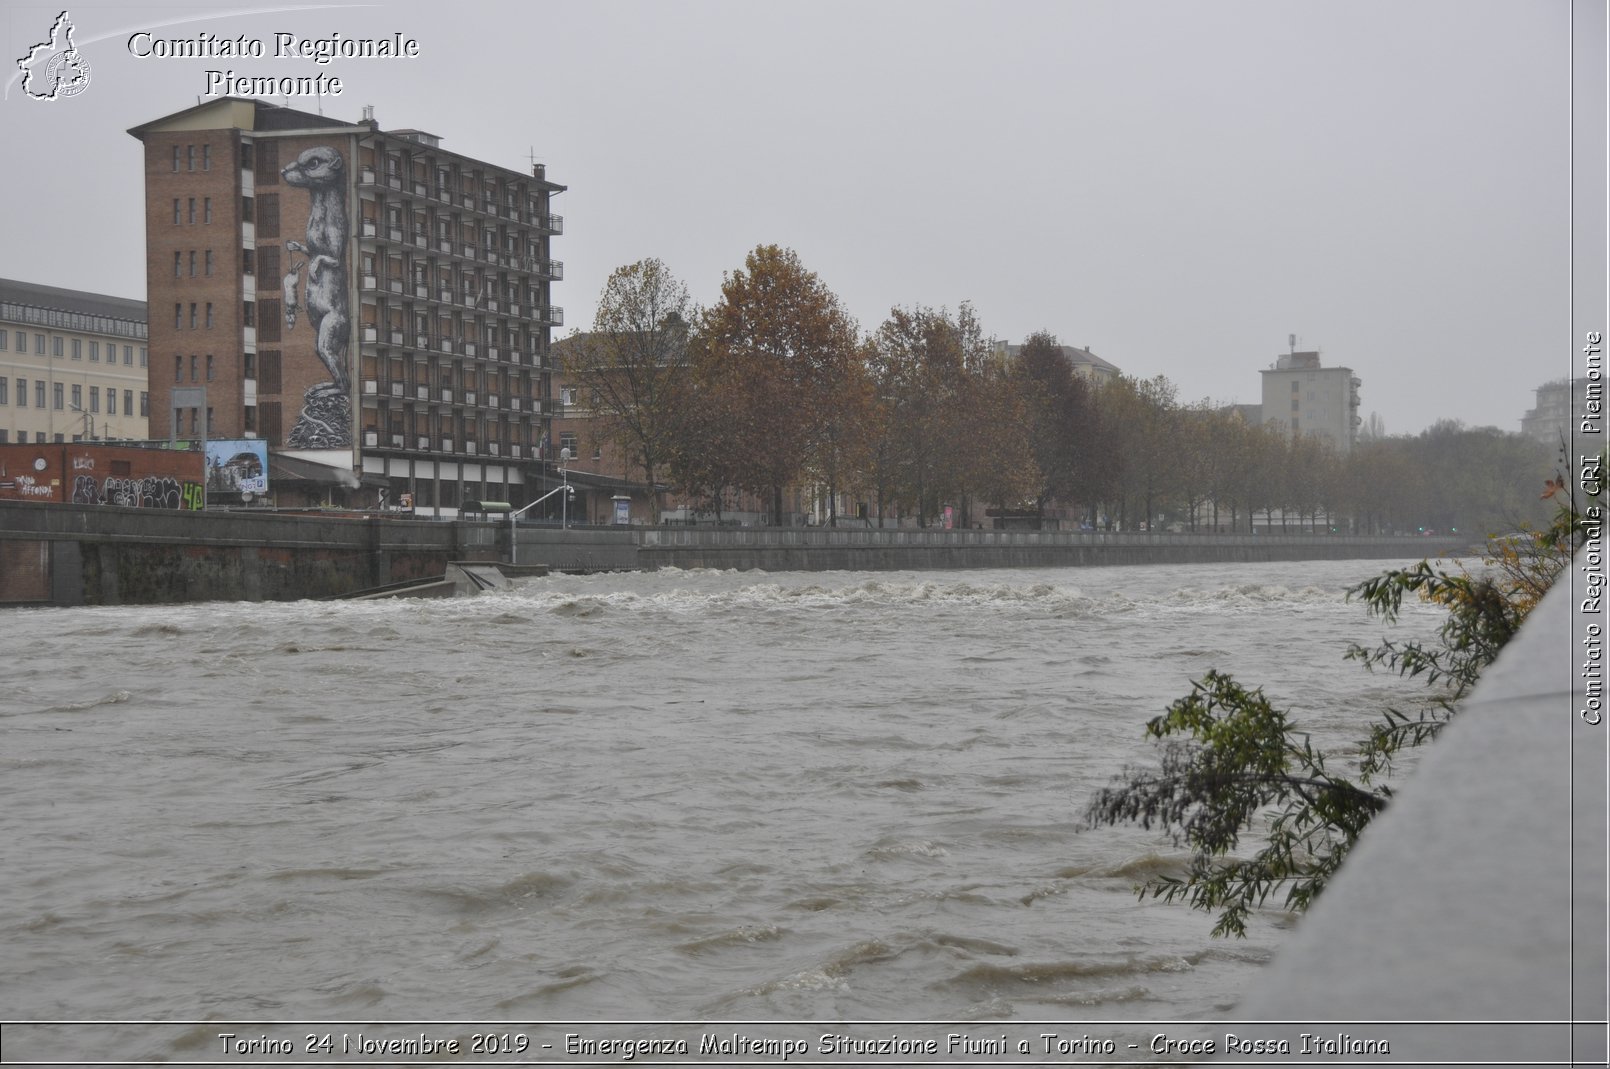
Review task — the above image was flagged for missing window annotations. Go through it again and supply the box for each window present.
[559,431,577,457]
[34,381,44,408]
[206,355,214,381]
[89,341,98,362]
[189,251,197,277]
[190,355,197,382]
[140,392,149,417]
[241,196,253,222]
[186,145,195,171]
[136,347,145,367]
[174,251,182,277]
[205,250,214,276]
[175,303,182,329]
[242,249,255,276]
[56,383,65,410]
[0,431,7,443]
[71,339,81,360]
[124,390,134,416]
[90,386,99,414]
[0,330,7,349]
[243,352,255,379]
[188,198,196,224]
[189,303,197,329]
[175,355,182,383]
[70,384,80,409]
[243,301,255,328]
[172,145,181,172]
[173,199,181,224]
[241,142,254,169]
[205,303,214,328]
[202,144,211,171]
[34,334,43,354]
[203,197,212,224]
[0,379,6,404]
[51,336,62,357]
[16,379,26,407]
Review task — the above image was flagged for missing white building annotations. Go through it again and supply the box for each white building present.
[1259,349,1361,454]
[0,279,150,445]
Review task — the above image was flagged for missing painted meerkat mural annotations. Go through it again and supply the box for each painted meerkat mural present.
[280,145,353,449]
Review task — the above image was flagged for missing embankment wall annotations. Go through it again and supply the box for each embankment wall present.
[1,501,1453,606]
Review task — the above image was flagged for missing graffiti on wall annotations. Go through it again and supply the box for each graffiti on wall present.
[72,474,203,510]
[281,145,353,449]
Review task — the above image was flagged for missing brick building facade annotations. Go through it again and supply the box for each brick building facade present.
[129,98,564,514]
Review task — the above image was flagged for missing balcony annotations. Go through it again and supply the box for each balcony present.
[362,325,379,343]
[537,258,564,281]
[441,388,454,404]
[536,306,564,327]
[359,167,377,186]
[362,380,379,396]
[391,434,404,448]
[360,220,378,238]
[416,385,430,400]
[535,212,564,234]
[390,381,405,397]
[364,430,379,446]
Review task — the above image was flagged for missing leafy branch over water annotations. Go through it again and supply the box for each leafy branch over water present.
[1083,458,1601,937]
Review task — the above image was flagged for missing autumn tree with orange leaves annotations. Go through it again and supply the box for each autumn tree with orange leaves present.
[692,246,863,525]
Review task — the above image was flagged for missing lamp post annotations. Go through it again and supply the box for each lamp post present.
[559,447,572,529]
[507,478,575,565]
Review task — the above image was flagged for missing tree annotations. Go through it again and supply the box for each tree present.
[1083,465,1598,936]
[569,258,693,522]
[694,246,860,525]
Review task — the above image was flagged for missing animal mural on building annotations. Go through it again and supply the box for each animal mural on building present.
[71,474,203,510]
[280,145,352,449]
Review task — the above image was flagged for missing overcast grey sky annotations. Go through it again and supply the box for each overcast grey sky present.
[2,0,1600,436]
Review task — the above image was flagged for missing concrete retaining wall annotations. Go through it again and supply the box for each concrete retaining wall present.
[1,500,1452,605]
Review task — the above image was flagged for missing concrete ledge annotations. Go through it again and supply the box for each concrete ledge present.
[1228,555,1606,1064]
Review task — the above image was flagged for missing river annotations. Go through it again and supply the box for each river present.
[1,557,1447,1062]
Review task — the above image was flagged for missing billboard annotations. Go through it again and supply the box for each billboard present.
[205,439,269,497]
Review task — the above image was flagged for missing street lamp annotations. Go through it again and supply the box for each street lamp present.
[507,477,575,565]
[559,447,572,529]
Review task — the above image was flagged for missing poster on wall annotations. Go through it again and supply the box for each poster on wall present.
[205,439,270,497]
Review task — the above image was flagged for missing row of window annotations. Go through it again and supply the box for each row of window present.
[0,303,147,340]
[0,378,147,416]
[173,302,219,330]
[174,354,216,383]
[0,329,147,366]
[171,143,212,172]
[173,250,217,278]
[172,197,214,225]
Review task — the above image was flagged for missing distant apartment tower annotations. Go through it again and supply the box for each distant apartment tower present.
[1259,349,1361,454]
[128,97,564,513]
[1520,378,1591,447]
[0,279,150,445]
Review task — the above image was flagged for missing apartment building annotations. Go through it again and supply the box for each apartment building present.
[0,279,149,445]
[1259,349,1361,454]
[1521,378,1593,447]
[128,97,564,513]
